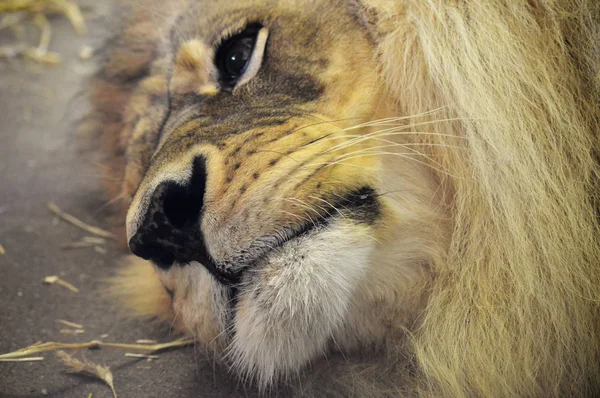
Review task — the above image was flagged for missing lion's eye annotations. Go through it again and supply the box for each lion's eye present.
[216,24,268,90]
[219,36,255,79]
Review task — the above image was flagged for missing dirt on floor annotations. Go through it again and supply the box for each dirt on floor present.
[0,3,259,397]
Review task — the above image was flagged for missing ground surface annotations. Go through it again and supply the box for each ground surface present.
[0,4,259,397]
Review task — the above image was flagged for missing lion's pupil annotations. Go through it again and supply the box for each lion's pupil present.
[224,37,253,78]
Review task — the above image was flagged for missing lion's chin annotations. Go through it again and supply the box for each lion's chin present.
[164,219,377,385]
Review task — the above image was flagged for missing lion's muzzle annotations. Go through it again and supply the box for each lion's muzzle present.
[127,155,240,285]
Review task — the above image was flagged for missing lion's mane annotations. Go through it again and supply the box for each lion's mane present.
[361,0,600,396]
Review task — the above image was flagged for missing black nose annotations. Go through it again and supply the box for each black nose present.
[128,157,212,269]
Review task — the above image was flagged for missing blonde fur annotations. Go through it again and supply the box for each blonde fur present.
[106,256,173,322]
[366,0,600,396]
[94,0,600,396]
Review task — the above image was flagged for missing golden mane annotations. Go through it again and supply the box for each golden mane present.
[363,0,600,395]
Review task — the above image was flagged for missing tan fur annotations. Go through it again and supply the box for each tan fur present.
[89,0,600,396]
[172,40,218,96]
[106,256,174,322]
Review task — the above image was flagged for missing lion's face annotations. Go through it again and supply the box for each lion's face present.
[123,0,443,384]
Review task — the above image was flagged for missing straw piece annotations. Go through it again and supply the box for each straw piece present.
[23,47,61,64]
[124,353,159,359]
[48,202,116,240]
[57,319,84,329]
[83,237,106,245]
[43,275,79,293]
[56,351,117,398]
[0,0,87,35]
[135,339,158,345]
[0,357,44,362]
[61,1,86,35]
[60,329,85,335]
[0,337,194,360]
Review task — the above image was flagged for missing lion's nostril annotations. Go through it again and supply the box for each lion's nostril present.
[163,157,207,229]
[163,184,196,229]
[128,156,208,270]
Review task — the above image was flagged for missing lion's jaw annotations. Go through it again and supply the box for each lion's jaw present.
[161,220,378,384]
[155,189,442,386]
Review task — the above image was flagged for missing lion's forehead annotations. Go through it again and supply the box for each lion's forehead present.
[125,0,380,197]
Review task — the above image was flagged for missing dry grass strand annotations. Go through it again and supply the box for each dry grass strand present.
[0,337,193,360]
[56,351,117,398]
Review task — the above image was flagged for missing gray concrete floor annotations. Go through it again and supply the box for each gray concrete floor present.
[0,5,258,397]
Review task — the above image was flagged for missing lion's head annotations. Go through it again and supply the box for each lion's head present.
[92,0,600,395]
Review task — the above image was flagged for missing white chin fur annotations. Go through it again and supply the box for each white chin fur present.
[226,220,375,388]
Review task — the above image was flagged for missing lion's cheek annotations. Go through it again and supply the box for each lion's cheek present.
[163,266,225,350]
[226,221,375,386]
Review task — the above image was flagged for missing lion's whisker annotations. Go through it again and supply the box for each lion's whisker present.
[331,144,448,172]
[306,153,459,179]
[307,195,348,219]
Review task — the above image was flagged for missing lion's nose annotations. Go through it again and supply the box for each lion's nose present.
[128,157,210,269]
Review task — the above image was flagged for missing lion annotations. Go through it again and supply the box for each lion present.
[85,0,600,396]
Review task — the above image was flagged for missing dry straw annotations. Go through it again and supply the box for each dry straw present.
[56,351,117,398]
[0,0,87,63]
[48,202,116,240]
[0,337,193,360]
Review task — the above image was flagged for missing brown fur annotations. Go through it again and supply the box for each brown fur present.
[87,0,600,396]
